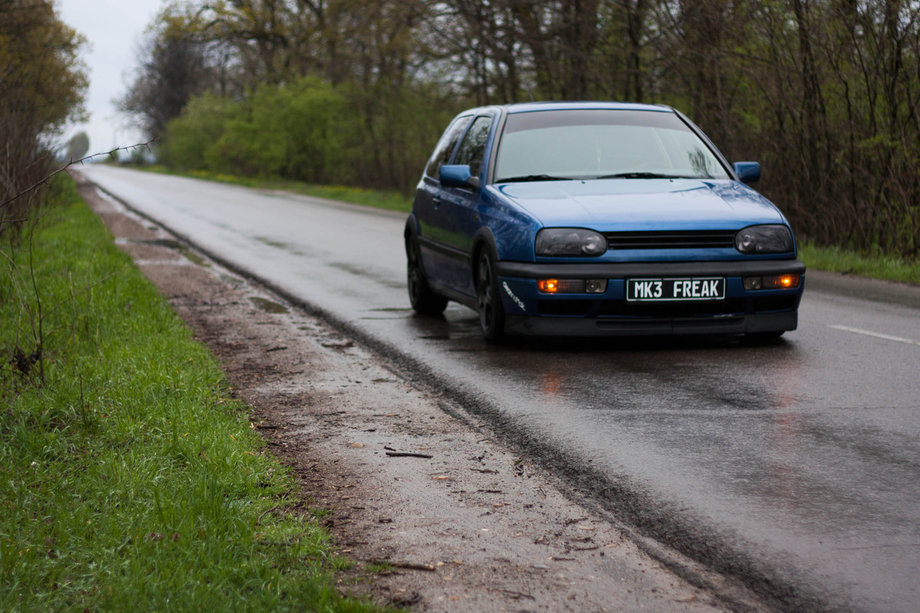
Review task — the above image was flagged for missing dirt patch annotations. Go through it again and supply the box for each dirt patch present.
[78,173,743,612]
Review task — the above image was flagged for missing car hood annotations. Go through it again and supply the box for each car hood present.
[493,179,785,230]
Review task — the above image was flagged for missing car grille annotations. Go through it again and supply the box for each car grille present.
[605,230,736,250]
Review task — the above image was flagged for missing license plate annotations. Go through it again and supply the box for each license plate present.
[627,278,725,302]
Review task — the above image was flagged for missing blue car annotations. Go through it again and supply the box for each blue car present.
[404,101,805,343]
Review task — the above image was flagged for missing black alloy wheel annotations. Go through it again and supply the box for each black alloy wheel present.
[744,330,785,344]
[476,250,506,343]
[406,237,448,315]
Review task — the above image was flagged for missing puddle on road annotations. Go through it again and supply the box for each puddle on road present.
[250,296,289,314]
[367,307,413,313]
[255,236,291,249]
[141,238,184,250]
[130,238,211,267]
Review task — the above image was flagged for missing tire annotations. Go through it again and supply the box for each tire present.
[744,330,785,344]
[406,237,448,315]
[476,249,506,343]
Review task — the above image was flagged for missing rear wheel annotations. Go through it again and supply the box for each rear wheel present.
[406,237,448,315]
[476,250,505,343]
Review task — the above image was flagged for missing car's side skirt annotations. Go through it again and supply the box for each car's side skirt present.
[426,279,478,311]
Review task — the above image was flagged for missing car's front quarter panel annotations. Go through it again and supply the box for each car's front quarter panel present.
[478,186,543,263]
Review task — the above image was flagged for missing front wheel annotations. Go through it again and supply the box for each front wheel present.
[744,330,785,344]
[406,237,448,315]
[476,250,505,343]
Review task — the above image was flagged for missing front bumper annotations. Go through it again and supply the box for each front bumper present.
[505,310,797,336]
[496,259,806,279]
[495,258,805,337]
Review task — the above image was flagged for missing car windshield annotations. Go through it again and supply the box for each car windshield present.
[493,109,731,182]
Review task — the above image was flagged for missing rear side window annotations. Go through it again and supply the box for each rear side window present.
[453,115,493,177]
[425,115,473,178]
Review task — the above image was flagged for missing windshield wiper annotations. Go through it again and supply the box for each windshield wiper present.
[596,172,693,179]
[496,174,574,183]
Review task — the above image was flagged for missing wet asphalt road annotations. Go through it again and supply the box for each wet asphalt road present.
[82,165,920,612]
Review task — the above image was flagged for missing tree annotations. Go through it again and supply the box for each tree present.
[119,28,217,142]
[63,132,90,163]
[0,0,87,236]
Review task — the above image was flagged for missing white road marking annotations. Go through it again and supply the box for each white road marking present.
[828,324,920,347]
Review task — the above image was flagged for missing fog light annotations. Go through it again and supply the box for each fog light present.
[743,277,763,290]
[585,279,608,294]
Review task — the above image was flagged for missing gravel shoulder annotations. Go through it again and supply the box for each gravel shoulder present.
[79,174,755,612]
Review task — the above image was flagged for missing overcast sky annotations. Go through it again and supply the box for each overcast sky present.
[57,0,165,156]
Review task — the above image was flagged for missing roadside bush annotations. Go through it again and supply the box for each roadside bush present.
[159,94,237,171]
[274,77,353,183]
[213,77,351,182]
[337,80,456,192]
[161,78,352,182]
[159,76,455,194]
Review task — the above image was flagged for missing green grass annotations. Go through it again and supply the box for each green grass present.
[799,242,920,286]
[0,176,386,612]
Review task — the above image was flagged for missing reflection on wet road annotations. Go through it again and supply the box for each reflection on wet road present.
[83,165,920,612]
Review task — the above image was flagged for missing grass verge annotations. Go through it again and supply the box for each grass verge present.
[799,242,920,286]
[0,175,384,612]
[145,166,412,213]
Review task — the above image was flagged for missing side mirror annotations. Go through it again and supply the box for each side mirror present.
[440,164,480,190]
[733,161,761,185]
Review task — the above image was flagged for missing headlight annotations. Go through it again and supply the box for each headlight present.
[535,228,607,256]
[734,225,794,254]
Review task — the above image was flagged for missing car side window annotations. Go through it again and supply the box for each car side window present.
[453,115,493,178]
[425,115,473,178]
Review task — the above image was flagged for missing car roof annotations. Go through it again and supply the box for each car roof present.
[455,101,676,118]
[503,101,674,114]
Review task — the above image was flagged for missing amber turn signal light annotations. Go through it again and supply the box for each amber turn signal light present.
[768,274,800,289]
[537,279,608,294]
[743,274,801,290]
